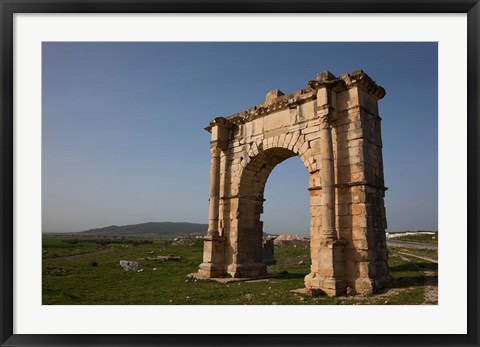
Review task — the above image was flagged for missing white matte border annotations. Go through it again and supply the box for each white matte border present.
[14,14,467,334]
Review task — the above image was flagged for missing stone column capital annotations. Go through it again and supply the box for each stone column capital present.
[205,117,233,131]
[210,140,228,150]
[317,108,334,129]
[206,117,233,150]
[320,114,332,129]
[307,78,344,92]
[209,144,222,155]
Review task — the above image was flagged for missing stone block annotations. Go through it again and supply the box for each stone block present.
[352,191,367,204]
[352,215,367,228]
[336,203,350,216]
[310,195,322,206]
[287,132,301,150]
[345,249,370,262]
[119,260,138,272]
[337,227,352,240]
[265,89,284,105]
[352,227,368,241]
[354,277,374,294]
[245,117,264,137]
[263,109,291,132]
[351,239,369,250]
[357,261,370,277]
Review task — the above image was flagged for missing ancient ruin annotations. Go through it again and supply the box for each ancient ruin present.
[196,70,391,296]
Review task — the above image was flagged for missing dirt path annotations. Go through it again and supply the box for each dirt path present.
[423,269,438,304]
[397,251,438,264]
[44,248,115,260]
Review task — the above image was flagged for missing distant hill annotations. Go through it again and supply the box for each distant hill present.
[77,221,277,238]
[79,222,208,237]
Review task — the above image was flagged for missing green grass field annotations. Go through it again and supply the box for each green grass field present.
[42,235,437,305]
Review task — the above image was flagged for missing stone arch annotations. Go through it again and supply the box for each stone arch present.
[230,146,302,277]
[197,70,392,296]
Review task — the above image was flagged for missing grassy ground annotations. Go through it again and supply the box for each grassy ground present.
[390,232,438,244]
[42,235,437,305]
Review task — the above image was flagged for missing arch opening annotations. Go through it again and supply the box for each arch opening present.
[226,147,300,277]
[263,155,310,237]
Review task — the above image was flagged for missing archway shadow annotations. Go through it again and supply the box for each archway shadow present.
[390,262,437,273]
[276,271,309,280]
[380,261,438,291]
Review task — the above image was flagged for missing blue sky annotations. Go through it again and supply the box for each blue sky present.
[42,42,437,234]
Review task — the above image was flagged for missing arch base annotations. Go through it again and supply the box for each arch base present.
[198,235,226,278]
[227,263,267,278]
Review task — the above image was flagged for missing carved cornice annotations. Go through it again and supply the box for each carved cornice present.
[307,78,344,92]
[337,105,383,121]
[340,70,386,100]
[205,116,234,132]
[336,181,388,191]
[211,89,316,128]
[308,186,322,191]
[205,70,385,131]
[308,181,388,191]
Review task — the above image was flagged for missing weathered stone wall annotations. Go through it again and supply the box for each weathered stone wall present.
[197,70,391,296]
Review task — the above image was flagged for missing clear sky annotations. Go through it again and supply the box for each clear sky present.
[42,42,437,235]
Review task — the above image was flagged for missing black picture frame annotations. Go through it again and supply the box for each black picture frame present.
[1,1,478,346]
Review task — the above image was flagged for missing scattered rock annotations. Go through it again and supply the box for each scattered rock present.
[262,237,276,265]
[137,269,144,273]
[50,267,66,276]
[346,287,357,296]
[273,235,310,248]
[139,255,181,261]
[119,260,138,272]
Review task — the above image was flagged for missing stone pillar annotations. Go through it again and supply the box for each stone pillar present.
[319,112,336,240]
[305,73,346,296]
[207,145,221,237]
[336,70,392,294]
[198,117,231,278]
